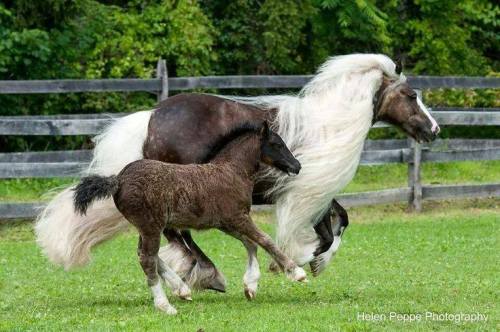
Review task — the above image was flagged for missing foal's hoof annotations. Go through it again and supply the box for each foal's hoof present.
[244,287,256,301]
[286,266,308,282]
[175,284,192,301]
[155,301,177,315]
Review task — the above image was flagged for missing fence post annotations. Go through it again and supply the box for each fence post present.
[407,89,423,212]
[156,59,168,102]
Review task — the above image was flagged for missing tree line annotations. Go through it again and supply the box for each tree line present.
[0,0,498,150]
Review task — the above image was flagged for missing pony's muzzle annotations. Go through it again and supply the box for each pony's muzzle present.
[432,125,441,137]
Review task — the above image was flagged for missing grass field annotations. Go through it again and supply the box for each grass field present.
[1,199,498,331]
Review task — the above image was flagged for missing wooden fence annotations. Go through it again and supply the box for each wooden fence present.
[0,59,499,219]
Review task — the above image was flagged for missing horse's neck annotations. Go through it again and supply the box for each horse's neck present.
[211,134,261,179]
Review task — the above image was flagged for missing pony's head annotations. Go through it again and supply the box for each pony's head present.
[260,121,301,175]
[374,60,440,143]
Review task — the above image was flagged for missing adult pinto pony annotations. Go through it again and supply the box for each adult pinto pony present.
[35,54,439,289]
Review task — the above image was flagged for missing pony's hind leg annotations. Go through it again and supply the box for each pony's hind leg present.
[138,233,177,315]
[157,256,192,301]
[161,229,226,293]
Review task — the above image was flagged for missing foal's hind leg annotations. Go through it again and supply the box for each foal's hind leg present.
[138,233,177,314]
[241,240,260,300]
[230,215,307,282]
[221,228,260,300]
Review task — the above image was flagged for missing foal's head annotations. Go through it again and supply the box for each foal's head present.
[374,60,440,143]
[259,122,301,175]
[203,121,301,175]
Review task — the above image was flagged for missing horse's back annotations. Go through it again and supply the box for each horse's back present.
[143,93,266,164]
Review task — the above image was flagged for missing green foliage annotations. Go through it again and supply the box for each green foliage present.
[0,0,498,152]
[408,1,487,75]
[0,6,51,78]
[202,0,314,74]
[2,0,497,79]
[310,0,391,65]
[83,0,216,78]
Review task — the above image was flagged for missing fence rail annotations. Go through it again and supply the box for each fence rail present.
[1,76,499,94]
[1,138,499,179]
[0,59,499,219]
[1,109,499,136]
[2,182,499,219]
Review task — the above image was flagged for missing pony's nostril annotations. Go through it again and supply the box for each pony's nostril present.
[432,125,441,135]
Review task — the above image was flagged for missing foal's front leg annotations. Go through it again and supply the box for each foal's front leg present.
[138,233,177,315]
[232,215,307,282]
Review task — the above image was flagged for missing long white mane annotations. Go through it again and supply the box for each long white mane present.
[221,54,401,265]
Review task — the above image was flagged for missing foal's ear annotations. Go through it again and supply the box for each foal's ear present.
[260,121,270,138]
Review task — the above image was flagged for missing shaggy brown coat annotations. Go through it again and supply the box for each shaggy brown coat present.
[73,123,304,314]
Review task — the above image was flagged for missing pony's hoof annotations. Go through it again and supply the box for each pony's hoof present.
[268,261,280,274]
[309,255,328,277]
[244,288,256,301]
[286,266,307,282]
[155,302,177,315]
[207,275,227,293]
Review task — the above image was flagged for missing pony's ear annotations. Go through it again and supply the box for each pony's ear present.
[395,56,404,75]
[260,121,270,138]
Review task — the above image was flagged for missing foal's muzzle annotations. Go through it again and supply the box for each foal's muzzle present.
[285,160,301,175]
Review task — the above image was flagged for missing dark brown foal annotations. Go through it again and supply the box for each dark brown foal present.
[73,122,305,314]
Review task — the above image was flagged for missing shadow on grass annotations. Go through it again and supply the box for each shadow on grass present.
[62,282,361,311]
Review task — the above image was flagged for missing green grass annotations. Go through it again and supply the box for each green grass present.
[0,178,75,202]
[1,199,498,331]
[1,161,498,202]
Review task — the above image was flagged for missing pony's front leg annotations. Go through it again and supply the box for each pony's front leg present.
[138,234,177,315]
[157,256,192,301]
[310,199,349,276]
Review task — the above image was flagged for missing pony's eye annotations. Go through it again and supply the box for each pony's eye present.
[402,89,417,99]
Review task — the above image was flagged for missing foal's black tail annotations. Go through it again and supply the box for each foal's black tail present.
[73,175,119,215]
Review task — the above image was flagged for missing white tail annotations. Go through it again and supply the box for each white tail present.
[34,110,153,269]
